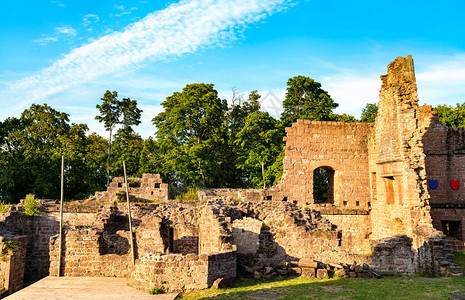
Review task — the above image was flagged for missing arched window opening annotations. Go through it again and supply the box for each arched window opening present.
[313,167,335,204]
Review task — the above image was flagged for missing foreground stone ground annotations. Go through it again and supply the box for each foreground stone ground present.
[4,277,178,300]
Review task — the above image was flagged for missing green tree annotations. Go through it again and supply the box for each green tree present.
[152,83,228,187]
[360,103,378,123]
[434,103,465,127]
[118,97,143,137]
[226,90,262,187]
[110,132,144,177]
[0,104,90,201]
[330,113,357,122]
[96,91,143,185]
[96,90,121,186]
[84,133,108,195]
[235,111,283,188]
[281,75,338,127]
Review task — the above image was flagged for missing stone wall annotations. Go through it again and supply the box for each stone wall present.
[209,200,371,268]
[198,188,283,202]
[279,120,373,208]
[0,207,100,279]
[49,229,132,277]
[128,251,236,293]
[94,173,169,202]
[320,209,371,254]
[422,114,465,249]
[371,235,415,276]
[0,235,27,297]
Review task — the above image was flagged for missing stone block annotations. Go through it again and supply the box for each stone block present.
[316,268,329,279]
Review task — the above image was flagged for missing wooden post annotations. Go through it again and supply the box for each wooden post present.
[123,161,135,265]
[58,155,64,276]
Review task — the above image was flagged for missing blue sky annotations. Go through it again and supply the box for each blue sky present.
[1,0,465,138]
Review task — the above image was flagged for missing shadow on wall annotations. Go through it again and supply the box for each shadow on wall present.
[0,212,60,280]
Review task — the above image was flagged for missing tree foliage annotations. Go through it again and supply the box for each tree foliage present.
[434,103,465,127]
[235,111,283,188]
[152,83,229,187]
[360,103,378,123]
[95,91,142,185]
[281,75,339,126]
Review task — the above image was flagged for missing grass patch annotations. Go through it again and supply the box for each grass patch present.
[454,252,465,270]
[175,188,199,201]
[179,276,465,300]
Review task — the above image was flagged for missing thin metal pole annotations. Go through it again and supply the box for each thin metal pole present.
[58,155,64,276]
[123,161,135,265]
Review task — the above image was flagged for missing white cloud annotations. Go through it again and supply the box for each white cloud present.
[55,26,77,37]
[112,5,138,17]
[323,74,380,118]
[32,36,59,45]
[3,0,292,109]
[415,55,465,106]
[32,26,77,45]
[82,14,100,27]
[51,1,65,7]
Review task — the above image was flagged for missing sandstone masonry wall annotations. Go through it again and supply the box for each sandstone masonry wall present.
[280,120,373,208]
[49,229,132,277]
[0,235,27,297]
[128,250,236,293]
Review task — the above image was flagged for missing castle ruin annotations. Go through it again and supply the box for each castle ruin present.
[0,55,464,296]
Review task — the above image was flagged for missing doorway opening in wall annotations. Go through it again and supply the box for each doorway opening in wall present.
[384,176,395,205]
[441,221,462,240]
[313,167,334,204]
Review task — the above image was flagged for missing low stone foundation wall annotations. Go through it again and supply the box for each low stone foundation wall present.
[49,229,132,277]
[371,235,415,276]
[128,250,236,293]
[0,234,27,297]
[198,188,283,202]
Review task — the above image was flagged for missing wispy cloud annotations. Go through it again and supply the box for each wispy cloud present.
[51,1,65,8]
[32,36,59,45]
[111,5,138,18]
[55,26,77,36]
[32,25,77,45]
[81,14,100,28]
[415,54,465,106]
[3,0,292,107]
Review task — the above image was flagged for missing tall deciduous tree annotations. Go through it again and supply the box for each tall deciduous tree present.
[0,104,91,201]
[152,83,228,187]
[281,75,338,127]
[235,111,283,189]
[96,91,143,185]
[118,97,143,137]
[96,90,121,186]
[227,90,262,187]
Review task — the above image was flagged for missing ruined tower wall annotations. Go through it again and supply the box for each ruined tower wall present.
[370,55,435,242]
[280,120,373,208]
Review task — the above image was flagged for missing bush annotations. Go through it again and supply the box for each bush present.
[21,194,41,217]
[149,288,163,295]
[0,201,11,214]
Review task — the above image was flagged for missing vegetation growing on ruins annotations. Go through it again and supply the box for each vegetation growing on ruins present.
[0,75,462,204]
[0,240,18,262]
[21,194,41,218]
